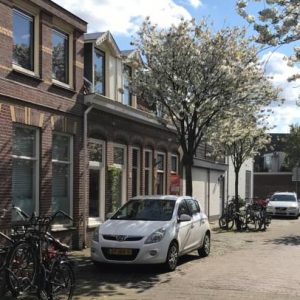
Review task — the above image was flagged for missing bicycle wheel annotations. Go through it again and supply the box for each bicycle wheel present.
[48,261,75,300]
[6,241,37,296]
[219,216,227,229]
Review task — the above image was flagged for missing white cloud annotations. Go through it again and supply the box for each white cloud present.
[188,0,202,8]
[262,52,300,133]
[52,0,194,34]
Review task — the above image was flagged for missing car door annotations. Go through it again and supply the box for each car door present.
[186,198,202,249]
[176,199,193,253]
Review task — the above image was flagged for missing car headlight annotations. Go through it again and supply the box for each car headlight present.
[92,226,100,242]
[145,228,167,244]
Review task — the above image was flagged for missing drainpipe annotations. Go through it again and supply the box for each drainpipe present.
[83,104,94,249]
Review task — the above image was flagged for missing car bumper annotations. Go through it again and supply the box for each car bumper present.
[267,209,299,217]
[91,239,169,265]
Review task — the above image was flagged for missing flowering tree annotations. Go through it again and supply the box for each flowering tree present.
[131,18,279,195]
[284,124,300,169]
[237,0,300,81]
[210,115,271,206]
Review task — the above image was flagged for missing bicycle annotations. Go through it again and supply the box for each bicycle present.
[5,207,75,300]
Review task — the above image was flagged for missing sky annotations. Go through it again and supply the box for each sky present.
[53,0,300,133]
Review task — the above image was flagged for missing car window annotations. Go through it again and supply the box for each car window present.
[186,199,199,215]
[271,194,296,202]
[194,200,201,213]
[177,200,191,217]
[111,199,175,221]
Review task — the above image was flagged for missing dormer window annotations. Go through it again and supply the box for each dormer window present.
[12,9,34,71]
[94,49,105,95]
[123,65,132,106]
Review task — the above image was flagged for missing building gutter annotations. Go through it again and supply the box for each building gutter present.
[82,104,94,248]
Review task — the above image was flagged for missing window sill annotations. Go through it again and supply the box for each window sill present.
[12,65,42,81]
[52,79,75,93]
[51,224,76,232]
[88,218,103,228]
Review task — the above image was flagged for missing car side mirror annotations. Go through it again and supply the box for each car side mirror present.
[178,214,192,222]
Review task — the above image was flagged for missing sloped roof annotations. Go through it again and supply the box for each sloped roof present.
[84,31,121,58]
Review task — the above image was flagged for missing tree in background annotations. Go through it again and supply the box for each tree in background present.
[131,18,280,195]
[237,0,300,82]
[284,124,300,169]
[210,115,272,209]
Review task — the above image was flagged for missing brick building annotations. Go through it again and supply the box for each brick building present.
[83,32,180,246]
[0,0,87,248]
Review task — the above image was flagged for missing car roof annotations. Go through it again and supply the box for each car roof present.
[130,195,195,201]
[272,192,296,196]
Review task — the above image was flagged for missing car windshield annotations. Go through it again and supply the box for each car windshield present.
[111,199,175,221]
[270,194,296,202]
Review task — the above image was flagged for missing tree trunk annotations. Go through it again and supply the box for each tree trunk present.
[183,154,193,196]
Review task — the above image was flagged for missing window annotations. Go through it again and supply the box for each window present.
[94,49,105,95]
[52,29,69,84]
[132,148,140,197]
[156,153,166,194]
[177,200,190,217]
[186,199,199,215]
[144,150,152,195]
[110,144,127,212]
[12,9,34,71]
[245,170,252,201]
[123,65,132,106]
[171,155,178,174]
[12,125,39,218]
[52,133,73,220]
[88,139,105,222]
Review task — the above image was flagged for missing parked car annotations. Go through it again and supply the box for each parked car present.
[266,192,300,218]
[91,195,211,271]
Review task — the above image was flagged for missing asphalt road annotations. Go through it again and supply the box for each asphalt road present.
[3,217,300,299]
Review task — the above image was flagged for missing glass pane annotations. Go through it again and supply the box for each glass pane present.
[52,134,70,161]
[145,170,149,195]
[157,173,164,194]
[89,169,100,217]
[157,154,164,171]
[114,147,124,165]
[12,126,36,157]
[132,168,138,197]
[171,156,177,173]
[88,141,102,162]
[12,159,35,217]
[132,149,138,168]
[109,169,122,212]
[52,29,68,83]
[145,151,151,169]
[123,65,131,105]
[52,163,70,215]
[94,50,104,94]
[13,9,33,70]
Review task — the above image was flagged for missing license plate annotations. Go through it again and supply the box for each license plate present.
[109,248,132,255]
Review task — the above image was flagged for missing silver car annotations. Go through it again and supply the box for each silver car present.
[267,192,300,218]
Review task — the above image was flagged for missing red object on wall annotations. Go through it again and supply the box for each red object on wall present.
[170,174,180,195]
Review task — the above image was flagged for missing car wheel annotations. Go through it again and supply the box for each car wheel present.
[198,233,210,257]
[165,242,178,272]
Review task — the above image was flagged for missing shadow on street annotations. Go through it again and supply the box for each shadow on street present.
[264,235,300,246]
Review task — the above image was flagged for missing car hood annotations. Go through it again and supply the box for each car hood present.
[268,201,298,208]
[99,220,172,236]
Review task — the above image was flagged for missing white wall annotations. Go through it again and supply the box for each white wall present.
[227,157,253,202]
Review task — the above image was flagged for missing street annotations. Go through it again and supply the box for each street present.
[2,218,300,300]
[70,218,300,300]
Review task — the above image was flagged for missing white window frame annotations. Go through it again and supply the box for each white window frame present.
[88,139,106,227]
[113,143,127,206]
[12,1,40,77]
[171,154,178,174]
[51,132,73,230]
[92,47,105,95]
[12,124,40,215]
[122,64,132,106]
[51,17,74,89]
[131,147,140,197]
[144,149,153,195]
[157,152,166,194]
